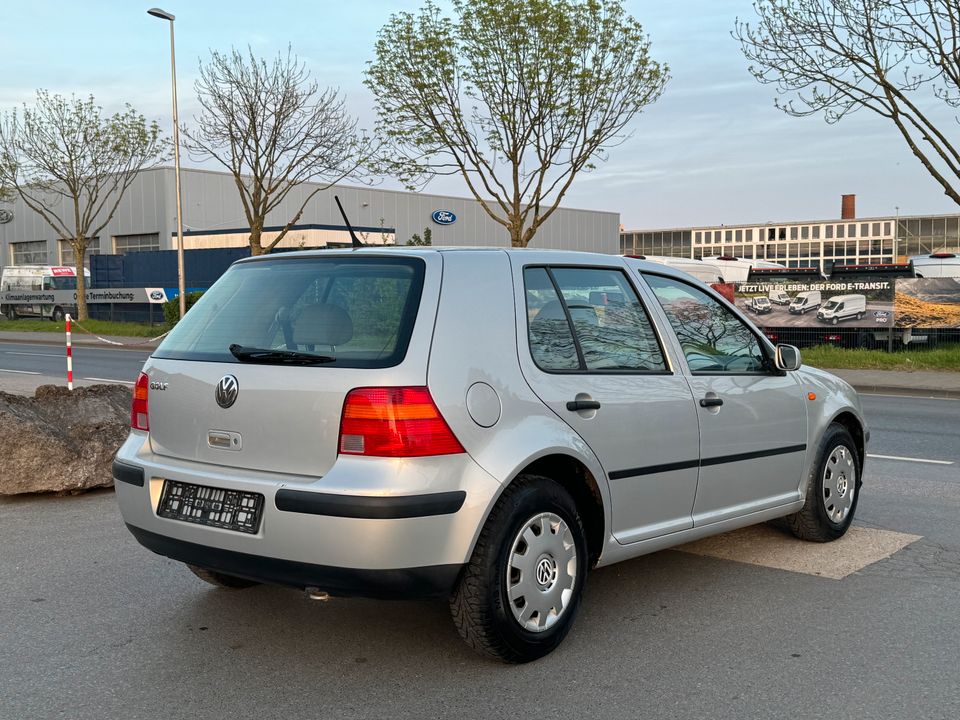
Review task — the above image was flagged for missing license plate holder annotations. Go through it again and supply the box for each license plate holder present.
[157,480,264,534]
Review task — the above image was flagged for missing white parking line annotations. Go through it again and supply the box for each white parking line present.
[83,377,135,385]
[860,393,959,402]
[4,351,63,357]
[0,368,41,375]
[868,453,954,466]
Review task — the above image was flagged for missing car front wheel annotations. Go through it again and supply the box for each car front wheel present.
[784,423,861,542]
[450,474,588,663]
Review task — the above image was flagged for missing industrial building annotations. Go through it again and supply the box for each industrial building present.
[620,195,960,272]
[0,166,620,269]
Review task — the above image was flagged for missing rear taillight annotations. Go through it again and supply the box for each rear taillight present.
[131,372,149,431]
[339,387,465,458]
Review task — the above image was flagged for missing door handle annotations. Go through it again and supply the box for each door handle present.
[699,397,723,408]
[566,399,601,411]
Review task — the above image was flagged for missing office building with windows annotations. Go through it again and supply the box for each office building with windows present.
[620,195,960,273]
[0,167,619,272]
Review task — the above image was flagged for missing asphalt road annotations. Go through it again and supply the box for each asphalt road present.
[0,340,150,392]
[1,396,959,719]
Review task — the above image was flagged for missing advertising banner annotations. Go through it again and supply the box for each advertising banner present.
[734,279,895,329]
[0,287,169,305]
[895,278,960,328]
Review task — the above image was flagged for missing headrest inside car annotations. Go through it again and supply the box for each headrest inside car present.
[292,304,354,347]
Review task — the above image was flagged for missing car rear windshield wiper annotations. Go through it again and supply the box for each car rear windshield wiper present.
[229,344,336,365]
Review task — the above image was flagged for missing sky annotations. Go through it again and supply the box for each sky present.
[2,0,958,229]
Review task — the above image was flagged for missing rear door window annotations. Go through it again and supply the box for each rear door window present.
[524,266,667,373]
[154,256,425,368]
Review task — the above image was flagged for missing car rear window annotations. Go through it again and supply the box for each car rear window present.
[153,255,425,368]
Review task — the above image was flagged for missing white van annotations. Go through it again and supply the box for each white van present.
[911,253,960,279]
[789,290,821,314]
[817,294,867,324]
[0,265,90,321]
[768,289,791,305]
[626,255,724,284]
[701,256,785,283]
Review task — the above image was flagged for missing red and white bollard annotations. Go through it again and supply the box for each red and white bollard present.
[65,314,73,391]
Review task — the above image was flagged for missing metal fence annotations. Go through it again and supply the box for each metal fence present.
[760,325,960,351]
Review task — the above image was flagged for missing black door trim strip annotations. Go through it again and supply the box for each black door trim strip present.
[275,489,466,519]
[609,443,806,481]
[609,459,700,480]
[700,443,807,467]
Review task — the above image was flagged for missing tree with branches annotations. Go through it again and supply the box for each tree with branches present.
[736,0,960,206]
[184,46,375,255]
[0,91,168,319]
[365,0,668,248]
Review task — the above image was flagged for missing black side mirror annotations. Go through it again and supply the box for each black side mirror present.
[775,343,801,372]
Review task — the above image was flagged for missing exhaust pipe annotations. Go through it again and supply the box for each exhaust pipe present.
[305,587,331,602]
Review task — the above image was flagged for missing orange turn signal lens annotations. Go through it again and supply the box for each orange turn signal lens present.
[807,392,817,401]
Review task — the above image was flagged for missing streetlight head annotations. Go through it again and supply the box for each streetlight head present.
[147,7,175,20]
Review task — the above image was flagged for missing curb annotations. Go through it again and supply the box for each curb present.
[850,384,960,399]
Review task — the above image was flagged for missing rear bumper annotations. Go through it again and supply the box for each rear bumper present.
[126,523,463,599]
[113,432,501,586]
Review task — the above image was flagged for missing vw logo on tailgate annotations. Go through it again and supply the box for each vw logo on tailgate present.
[215,375,239,409]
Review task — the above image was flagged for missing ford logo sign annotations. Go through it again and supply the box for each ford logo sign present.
[150,290,164,301]
[431,210,457,225]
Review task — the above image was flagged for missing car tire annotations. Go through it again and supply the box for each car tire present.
[449,474,588,663]
[52,307,65,322]
[856,312,864,320]
[186,563,260,589]
[832,317,839,325]
[7,305,17,320]
[784,423,861,542]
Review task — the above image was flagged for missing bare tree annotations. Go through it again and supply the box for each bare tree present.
[365,0,668,248]
[184,46,375,255]
[0,91,168,319]
[736,0,960,206]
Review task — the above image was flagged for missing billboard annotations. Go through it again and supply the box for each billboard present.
[895,278,960,329]
[734,279,895,329]
[0,287,170,305]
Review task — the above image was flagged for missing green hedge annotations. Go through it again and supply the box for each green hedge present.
[163,291,205,327]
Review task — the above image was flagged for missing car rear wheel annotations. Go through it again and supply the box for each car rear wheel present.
[186,563,260,589]
[52,306,65,322]
[784,423,860,542]
[449,474,588,663]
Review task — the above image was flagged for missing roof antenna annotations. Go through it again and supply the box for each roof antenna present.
[334,195,364,249]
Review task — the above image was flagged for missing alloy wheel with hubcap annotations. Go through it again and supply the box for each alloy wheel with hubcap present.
[450,474,588,663]
[822,445,856,524]
[506,512,578,633]
[784,423,861,542]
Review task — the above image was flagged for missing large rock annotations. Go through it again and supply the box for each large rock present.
[0,384,131,495]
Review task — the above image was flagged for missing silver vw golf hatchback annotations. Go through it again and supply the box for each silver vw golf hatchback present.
[114,248,867,662]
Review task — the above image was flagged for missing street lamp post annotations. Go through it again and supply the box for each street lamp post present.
[147,7,186,319]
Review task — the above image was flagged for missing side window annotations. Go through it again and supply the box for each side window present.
[645,274,767,374]
[524,266,666,373]
[523,267,580,371]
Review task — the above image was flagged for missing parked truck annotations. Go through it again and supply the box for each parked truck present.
[0,265,90,321]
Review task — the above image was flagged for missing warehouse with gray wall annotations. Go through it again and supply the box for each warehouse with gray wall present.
[0,167,619,269]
